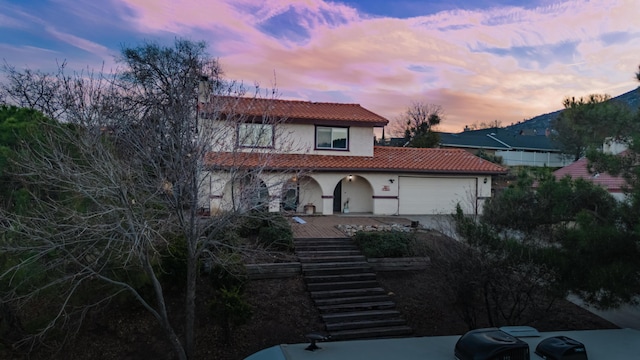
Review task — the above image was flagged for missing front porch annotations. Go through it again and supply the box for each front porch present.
[202,169,491,216]
[204,172,401,216]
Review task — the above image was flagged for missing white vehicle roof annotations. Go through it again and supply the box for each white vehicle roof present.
[245,328,640,360]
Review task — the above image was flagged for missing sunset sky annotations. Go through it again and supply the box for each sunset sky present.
[1,0,639,132]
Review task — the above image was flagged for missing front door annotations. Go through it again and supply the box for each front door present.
[333,181,342,213]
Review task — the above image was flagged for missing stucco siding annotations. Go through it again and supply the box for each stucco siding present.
[205,120,374,156]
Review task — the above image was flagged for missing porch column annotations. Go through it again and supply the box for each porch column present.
[206,171,229,215]
[322,195,334,215]
[261,176,284,213]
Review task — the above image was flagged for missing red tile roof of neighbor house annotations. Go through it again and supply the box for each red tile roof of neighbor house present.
[553,157,626,192]
[205,147,508,175]
[204,96,389,126]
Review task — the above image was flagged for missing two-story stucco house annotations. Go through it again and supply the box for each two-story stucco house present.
[199,96,506,216]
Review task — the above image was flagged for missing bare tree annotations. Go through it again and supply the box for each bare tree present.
[0,39,297,359]
[464,119,502,131]
[390,101,443,147]
[383,101,444,142]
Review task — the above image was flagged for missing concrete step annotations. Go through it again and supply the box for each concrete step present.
[301,261,369,269]
[300,261,371,276]
[293,238,355,246]
[295,238,354,243]
[296,250,362,257]
[325,318,407,331]
[302,265,371,277]
[318,300,397,313]
[298,255,367,263]
[302,264,372,276]
[307,280,380,292]
[310,287,386,299]
[314,294,392,306]
[294,244,358,251]
[294,237,352,242]
[294,239,354,245]
[329,325,413,341]
[322,309,402,323]
[305,273,377,283]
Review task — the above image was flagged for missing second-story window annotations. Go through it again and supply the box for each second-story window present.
[238,123,274,148]
[316,126,348,150]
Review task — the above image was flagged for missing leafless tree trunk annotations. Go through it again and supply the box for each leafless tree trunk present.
[0,39,298,359]
[383,101,443,139]
[404,101,442,130]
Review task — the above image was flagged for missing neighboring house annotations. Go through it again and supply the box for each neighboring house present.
[439,128,572,167]
[201,96,507,216]
[552,157,627,201]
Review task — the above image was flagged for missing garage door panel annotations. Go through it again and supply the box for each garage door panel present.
[399,177,476,215]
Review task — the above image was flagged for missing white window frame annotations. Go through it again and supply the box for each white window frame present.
[316,126,349,150]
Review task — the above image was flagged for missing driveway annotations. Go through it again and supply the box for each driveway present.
[568,295,640,330]
[400,215,459,240]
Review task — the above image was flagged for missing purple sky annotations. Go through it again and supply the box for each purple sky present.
[1,0,639,132]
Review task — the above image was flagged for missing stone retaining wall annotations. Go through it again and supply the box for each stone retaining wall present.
[336,223,413,237]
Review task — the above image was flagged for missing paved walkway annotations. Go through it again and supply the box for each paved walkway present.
[568,295,640,330]
[289,215,413,238]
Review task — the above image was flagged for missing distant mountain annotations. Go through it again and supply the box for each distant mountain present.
[506,87,640,134]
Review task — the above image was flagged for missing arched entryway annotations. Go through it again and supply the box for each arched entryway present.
[281,177,298,211]
[222,174,269,212]
[296,176,323,213]
[332,175,374,214]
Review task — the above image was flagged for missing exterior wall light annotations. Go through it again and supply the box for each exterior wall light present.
[348,175,353,182]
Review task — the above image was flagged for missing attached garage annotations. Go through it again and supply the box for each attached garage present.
[398,176,477,215]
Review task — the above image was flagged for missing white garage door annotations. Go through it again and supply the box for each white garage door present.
[398,176,477,215]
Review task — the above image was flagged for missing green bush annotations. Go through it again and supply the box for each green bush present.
[159,234,188,289]
[476,149,503,165]
[257,225,293,251]
[209,286,252,344]
[208,257,247,291]
[237,214,264,238]
[353,231,414,258]
[237,212,294,251]
[0,252,49,296]
[220,229,243,246]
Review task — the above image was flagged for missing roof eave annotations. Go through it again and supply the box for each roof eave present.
[440,143,509,150]
[287,118,388,127]
[207,165,507,175]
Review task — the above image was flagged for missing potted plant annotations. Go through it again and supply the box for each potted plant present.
[303,203,315,215]
[343,198,350,213]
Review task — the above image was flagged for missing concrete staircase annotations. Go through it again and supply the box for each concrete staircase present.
[294,237,413,341]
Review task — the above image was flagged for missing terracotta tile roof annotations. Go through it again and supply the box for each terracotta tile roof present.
[205,146,507,175]
[204,96,388,126]
[553,157,626,192]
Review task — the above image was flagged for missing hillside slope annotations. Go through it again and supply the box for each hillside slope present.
[507,87,639,133]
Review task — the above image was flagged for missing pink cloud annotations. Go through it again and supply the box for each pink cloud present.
[110,0,640,132]
[46,27,111,56]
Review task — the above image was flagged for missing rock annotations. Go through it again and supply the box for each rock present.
[338,223,413,236]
